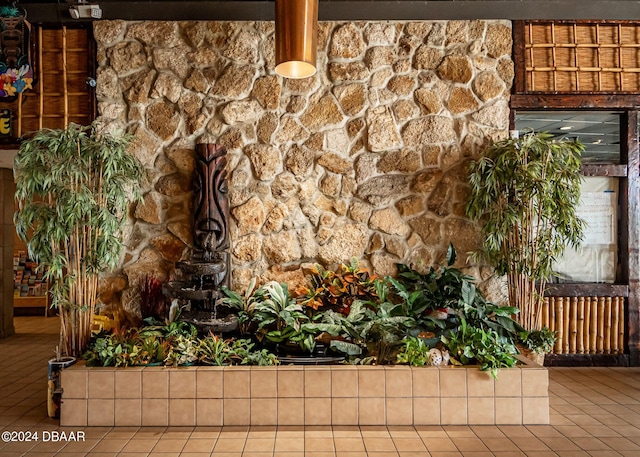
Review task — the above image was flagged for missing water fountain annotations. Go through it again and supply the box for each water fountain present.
[163,143,237,333]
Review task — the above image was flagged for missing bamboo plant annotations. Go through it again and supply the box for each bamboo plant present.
[14,123,143,357]
[466,132,585,331]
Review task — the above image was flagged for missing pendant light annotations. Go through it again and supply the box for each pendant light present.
[275,0,318,79]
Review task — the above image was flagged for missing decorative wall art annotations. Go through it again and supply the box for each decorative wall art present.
[0,5,32,97]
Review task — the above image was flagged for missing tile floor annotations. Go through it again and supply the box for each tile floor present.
[1,316,640,456]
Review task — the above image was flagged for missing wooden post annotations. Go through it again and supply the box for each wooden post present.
[623,111,640,365]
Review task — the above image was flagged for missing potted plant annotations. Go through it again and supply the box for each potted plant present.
[14,122,143,358]
[466,131,585,331]
[517,327,557,365]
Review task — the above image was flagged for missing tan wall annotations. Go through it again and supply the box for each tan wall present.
[93,20,513,312]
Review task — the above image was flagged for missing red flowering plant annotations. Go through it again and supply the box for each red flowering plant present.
[295,258,380,316]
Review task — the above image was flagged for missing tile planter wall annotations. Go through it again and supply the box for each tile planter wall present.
[60,359,548,427]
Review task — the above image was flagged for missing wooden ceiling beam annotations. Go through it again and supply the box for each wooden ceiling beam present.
[23,1,640,24]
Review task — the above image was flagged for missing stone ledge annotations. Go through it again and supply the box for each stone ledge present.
[60,357,548,426]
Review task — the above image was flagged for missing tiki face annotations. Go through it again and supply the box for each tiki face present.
[193,144,229,258]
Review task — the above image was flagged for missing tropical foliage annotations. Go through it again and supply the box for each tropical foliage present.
[466,132,585,331]
[85,246,530,377]
[14,123,143,357]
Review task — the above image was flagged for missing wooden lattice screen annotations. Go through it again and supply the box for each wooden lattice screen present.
[0,26,93,139]
[525,21,640,92]
[543,296,625,355]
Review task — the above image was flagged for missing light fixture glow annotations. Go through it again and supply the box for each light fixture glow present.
[275,0,318,79]
[559,126,573,131]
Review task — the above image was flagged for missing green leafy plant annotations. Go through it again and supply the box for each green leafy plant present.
[218,278,258,334]
[394,245,524,342]
[198,334,233,366]
[317,280,415,364]
[137,335,170,365]
[14,122,143,357]
[466,132,585,331]
[442,318,518,379]
[83,329,143,367]
[396,336,432,366]
[518,327,557,354]
[166,334,199,366]
[230,339,279,366]
[252,281,314,351]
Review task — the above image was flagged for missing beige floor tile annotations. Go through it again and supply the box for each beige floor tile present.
[423,438,458,452]
[363,437,397,452]
[274,437,305,451]
[332,426,362,437]
[360,426,391,437]
[212,438,245,452]
[243,437,275,452]
[481,437,521,452]
[451,437,489,452]
[248,426,277,438]
[305,452,340,457]
[305,437,335,451]
[151,438,187,452]
[90,439,127,453]
[334,437,366,451]
[181,438,217,452]
[120,439,160,453]
[392,437,428,451]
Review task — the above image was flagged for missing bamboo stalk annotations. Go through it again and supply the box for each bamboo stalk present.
[62,26,69,127]
[577,296,585,354]
[563,296,570,354]
[597,297,605,354]
[596,24,602,91]
[17,93,22,137]
[619,298,626,353]
[618,24,623,90]
[551,23,558,91]
[549,296,556,335]
[584,297,591,355]
[612,296,620,354]
[570,297,578,354]
[573,23,580,91]
[38,27,44,129]
[526,42,640,49]
[555,297,564,354]
[543,297,550,330]
[590,297,598,354]
[604,297,612,355]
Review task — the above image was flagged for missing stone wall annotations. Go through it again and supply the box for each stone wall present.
[93,20,513,309]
